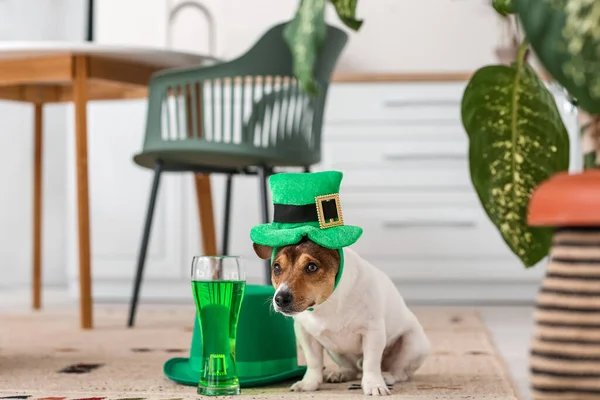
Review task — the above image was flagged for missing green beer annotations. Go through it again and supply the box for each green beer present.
[192,279,246,396]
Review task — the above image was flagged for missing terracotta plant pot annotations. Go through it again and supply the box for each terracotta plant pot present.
[527,170,600,399]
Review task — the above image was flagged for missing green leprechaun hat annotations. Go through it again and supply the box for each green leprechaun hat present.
[250,170,362,249]
[164,284,306,387]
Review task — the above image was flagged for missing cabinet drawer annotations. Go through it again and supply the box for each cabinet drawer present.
[330,168,472,191]
[337,190,480,208]
[323,124,466,141]
[355,258,541,282]
[343,206,510,258]
[325,82,465,123]
[323,140,467,168]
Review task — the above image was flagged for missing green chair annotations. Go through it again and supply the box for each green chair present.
[127,22,348,326]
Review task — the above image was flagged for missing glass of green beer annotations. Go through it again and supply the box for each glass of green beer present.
[191,255,246,396]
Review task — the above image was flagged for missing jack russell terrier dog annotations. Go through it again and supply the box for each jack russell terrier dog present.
[253,238,430,396]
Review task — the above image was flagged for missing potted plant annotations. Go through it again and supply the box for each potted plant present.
[461,0,600,398]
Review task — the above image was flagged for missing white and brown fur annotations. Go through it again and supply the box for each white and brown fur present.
[253,238,430,396]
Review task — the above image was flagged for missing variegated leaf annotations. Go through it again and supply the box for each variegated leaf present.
[461,60,570,267]
[515,0,600,114]
[283,0,327,95]
[329,0,363,30]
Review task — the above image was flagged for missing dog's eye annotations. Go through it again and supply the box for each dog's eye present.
[272,263,282,275]
[305,263,319,273]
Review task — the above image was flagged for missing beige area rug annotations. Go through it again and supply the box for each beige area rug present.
[0,305,521,399]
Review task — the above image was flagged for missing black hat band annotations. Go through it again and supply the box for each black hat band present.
[273,199,340,225]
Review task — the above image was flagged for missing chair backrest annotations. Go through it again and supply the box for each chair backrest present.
[231,21,347,85]
[234,22,348,155]
[144,21,348,165]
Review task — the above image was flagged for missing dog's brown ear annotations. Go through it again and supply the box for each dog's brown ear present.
[253,243,273,260]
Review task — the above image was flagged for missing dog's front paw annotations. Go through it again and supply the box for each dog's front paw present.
[324,367,358,383]
[362,373,391,396]
[290,378,320,392]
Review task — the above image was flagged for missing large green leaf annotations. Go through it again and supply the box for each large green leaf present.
[284,0,363,95]
[514,0,600,114]
[461,56,571,267]
[284,0,327,96]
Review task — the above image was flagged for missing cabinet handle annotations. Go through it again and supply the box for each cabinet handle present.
[383,153,465,161]
[382,100,459,108]
[382,220,476,229]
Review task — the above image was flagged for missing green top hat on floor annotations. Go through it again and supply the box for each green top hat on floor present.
[250,170,363,249]
[164,285,306,388]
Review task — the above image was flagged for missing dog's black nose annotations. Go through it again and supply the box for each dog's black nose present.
[275,291,293,308]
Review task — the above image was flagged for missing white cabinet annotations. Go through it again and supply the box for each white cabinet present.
[313,81,580,302]
[65,78,580,303]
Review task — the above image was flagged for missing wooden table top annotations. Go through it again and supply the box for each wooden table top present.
[0,41,220,67]
[0,42,219,103]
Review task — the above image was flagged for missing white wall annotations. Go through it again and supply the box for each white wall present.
[0,0,86,41]
[0,103,68,288]
[327,0,505,73]
[96,0,506,71]
[0,0,85,289]
[200,0,505,72]
[209,0,506,73]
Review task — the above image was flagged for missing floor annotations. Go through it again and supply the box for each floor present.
[479,306,534,400]
[0,289,535,400]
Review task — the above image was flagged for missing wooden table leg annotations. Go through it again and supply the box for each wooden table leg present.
[72,55,93,329]
[194,174,217,256]
[32,103,43,310]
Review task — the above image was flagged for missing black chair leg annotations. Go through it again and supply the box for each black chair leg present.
[128,161,163,327]
[257,166,271,284]
[304,165,310,173]
[222,174,233,255]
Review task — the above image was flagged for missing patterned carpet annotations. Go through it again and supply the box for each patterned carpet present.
[0,305,521,399]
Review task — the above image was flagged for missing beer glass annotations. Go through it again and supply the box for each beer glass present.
[191,256,246,396]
